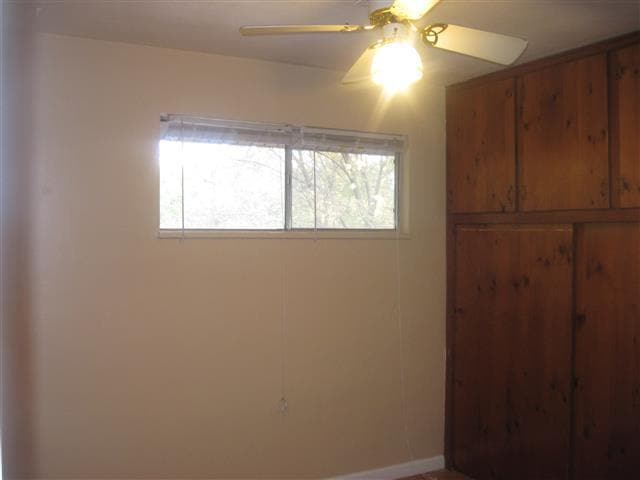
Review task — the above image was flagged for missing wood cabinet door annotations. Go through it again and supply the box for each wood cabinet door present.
[518,54,609,211]
[447,79,516,213]
[574,223,640,479]
[453,225,573,480]
[610,43,640,208]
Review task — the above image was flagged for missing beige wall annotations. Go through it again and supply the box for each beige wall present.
[27,33,446,478]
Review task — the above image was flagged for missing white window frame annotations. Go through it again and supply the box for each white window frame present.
[157,115,408,239]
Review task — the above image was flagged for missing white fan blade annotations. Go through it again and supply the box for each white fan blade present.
[391,0,441,20]
[240,25,372,36]
[431,24,527,65]
[342,44,380,85]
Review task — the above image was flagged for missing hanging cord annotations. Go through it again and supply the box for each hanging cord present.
[278,156,289,418]
[394,222,429,479]
[180,118,185,241]
[278,244,288,418]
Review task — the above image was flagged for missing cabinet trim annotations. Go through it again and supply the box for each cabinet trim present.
[450,208,640,225]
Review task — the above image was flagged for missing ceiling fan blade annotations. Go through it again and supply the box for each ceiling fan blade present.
[342,44,380,85]
[391,0,441,20]
[429,24,527,65]
[240,25,372,36]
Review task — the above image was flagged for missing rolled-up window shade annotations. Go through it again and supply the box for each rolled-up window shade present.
[161,114,296,147]
[160,115,406,154]
[297,127,405,154]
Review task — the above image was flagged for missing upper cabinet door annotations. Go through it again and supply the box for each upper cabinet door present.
[447,79,516,213]
[610,43,640,208]
[518,54,609,211]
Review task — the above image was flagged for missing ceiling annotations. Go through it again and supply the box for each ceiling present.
[33,0,640,85]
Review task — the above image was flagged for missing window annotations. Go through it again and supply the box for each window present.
[290,150,397,229]
[160,141,285,230]
[159,116,404,233]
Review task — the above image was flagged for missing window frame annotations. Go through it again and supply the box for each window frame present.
[157,117,406,239]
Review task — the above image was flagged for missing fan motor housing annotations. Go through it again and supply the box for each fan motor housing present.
[369,7,402,28]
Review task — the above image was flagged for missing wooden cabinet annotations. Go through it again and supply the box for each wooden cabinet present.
[453,226,573,480]
[610,44,640,208]
[518,55,609,211]
[446,33,640,480]
[447,79,516,213]
[574,223,640,479]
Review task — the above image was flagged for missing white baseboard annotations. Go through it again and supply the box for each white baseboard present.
[332,455,445,479]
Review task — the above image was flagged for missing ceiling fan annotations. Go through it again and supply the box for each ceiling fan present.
[240,0,528,93]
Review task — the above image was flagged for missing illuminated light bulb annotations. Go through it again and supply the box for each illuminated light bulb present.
[390,0,438,20]
[371,41,423,94]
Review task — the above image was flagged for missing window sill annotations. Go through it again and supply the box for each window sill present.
[157,229,411,240]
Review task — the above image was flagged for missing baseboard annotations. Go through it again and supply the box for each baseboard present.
[332,455,445,479]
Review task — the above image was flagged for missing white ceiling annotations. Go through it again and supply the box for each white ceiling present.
[33,0,640,85]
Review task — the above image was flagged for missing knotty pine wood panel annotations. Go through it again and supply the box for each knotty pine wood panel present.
[447,78,516,213]
[453,226,573,480]
[610,43,640,208]
[518,54,609,211]
[574,223,640,479]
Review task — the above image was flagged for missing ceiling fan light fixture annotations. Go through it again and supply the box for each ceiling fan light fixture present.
[371,41,423,93]
[390,0,439,20]
[241,0,529,88]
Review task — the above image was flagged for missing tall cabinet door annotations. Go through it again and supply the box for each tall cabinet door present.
[574,223,640,479]
[453,226,573,480]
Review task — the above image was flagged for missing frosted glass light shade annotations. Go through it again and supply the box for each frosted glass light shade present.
[371,42,423,93]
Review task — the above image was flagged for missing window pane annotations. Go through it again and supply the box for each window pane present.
[290,150,316,229]
[159,140,183,229]
[159,140,285,229]
[291,150,396,229]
